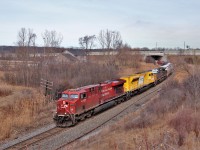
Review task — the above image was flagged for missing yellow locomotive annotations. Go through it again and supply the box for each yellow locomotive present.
[120,68,167,95]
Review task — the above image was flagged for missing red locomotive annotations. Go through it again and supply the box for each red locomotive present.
[53,79,126,127]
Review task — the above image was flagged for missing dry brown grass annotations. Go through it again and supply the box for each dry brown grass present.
[73,108,200,150]
[0,84,54,141]
[0,85,12,97]
[72,106,179,150]
[0,64,103,141]
[168,55,196,83]
[0,71,4,78]
[70,62,200,150]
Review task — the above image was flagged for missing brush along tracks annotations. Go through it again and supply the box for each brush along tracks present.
[3,81,166,150]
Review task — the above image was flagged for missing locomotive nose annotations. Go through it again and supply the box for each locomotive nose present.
[57,100,70,115]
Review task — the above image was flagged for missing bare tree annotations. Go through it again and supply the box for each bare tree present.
[27,30,37,47]
[79,35,96,49]
[17,28,37,47]
[16,28,37,60]
[17,28,26,47]
[98,29,123,49]
[41,30,63,84]
[42,30,63,47]
[117,46,142,69]
[15,28,38,86]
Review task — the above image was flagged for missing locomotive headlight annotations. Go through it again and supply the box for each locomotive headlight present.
[65,113,67,114]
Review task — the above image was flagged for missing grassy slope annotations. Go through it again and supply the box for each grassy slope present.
[0,71,55,141]
[72,60,200,149]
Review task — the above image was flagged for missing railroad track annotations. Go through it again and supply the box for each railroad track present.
[2,78,168,150]
[57,85,162,150]
[4,127,64,150]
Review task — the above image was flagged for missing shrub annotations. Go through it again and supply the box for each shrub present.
[0,86,12,97]
[116,48,142,68]
[123,111,155,131]
[124,80,184,131]
[169,109,194,146]
[3,61,119,96]
[182,74,200,109]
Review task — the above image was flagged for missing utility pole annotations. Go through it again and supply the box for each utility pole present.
[184,41,185,50]
[40,78,53,101]
[43,37,46,61]
[43,37,46,78]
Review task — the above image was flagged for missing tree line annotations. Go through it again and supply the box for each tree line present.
[79,29,123,50]
[16,27,124,50]
[17,28,63,48]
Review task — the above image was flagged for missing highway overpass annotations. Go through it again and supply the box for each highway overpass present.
[86,49,200,61]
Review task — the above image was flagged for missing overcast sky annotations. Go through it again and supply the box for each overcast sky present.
[1,0,200,48]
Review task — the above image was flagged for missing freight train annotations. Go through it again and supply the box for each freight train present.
[53,63,173,127]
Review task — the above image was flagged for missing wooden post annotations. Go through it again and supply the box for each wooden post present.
[40,78,53,101]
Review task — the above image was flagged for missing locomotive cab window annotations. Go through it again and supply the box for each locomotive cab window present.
[62,94,69,99]
[149,73,153,76]
[70,94,79,99]
[80,93,87,99]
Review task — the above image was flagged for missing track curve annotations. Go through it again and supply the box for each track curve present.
[3,77,170,150]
